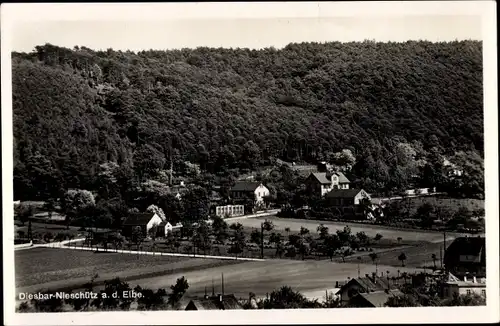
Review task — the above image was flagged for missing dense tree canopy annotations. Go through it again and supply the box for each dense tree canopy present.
[12,41,483,200]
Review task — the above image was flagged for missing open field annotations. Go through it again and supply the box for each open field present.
[238,216,469,243]
[15,247,243,294]
[343,241,446,269]
[89,259,422,300]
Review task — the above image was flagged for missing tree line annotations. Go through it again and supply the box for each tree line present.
[12,40,483,207]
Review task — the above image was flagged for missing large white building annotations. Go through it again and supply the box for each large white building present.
[215,205,245,218]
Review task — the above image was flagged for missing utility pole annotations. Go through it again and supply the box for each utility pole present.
[442,230,447,272]
[261,223,264,259]
[27,219,33,242]
[443,230,446,250]
[221,273,225,296]
[440,246,443,269]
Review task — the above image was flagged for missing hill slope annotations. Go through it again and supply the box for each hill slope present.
[12,41,483,199]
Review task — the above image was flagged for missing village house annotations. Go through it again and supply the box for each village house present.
[209,190,223,205]
[305,172,351,197]
[230,182,270,204]
[441,272,486,299]
[167,181,189,200]
[325,188,371,220]
[185,294,243,310]
[121,212,164,238]
[157,220,173,236]
[444,236,486,278]
[347,289,405,308]
[336,274,400,304]
[443,158,463,177]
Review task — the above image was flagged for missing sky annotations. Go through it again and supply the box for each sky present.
[11,15,482,53]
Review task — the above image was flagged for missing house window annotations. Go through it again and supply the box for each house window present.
[482,290,486,296]
[466,290,472,295]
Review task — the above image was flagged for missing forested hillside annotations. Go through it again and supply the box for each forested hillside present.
[12,41,484,201]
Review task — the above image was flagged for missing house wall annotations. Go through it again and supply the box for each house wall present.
[442,284,486,298]
[164,222,173,236]
[232,191,251,199]
[123,225,147,237]
[254,185,270,203]
[305,176,325,197]
[146,214,163,232]
[321,184,332,197]
[354,190,371,205]
[340,183,349,189]
[340,283,365,303]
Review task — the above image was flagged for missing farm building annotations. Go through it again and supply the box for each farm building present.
[121,212,163,237]
[324,189,371,220]
[346,289,405,308]
[158,221,173,236]
[185,294,243,310]
[305,172,351,197]
[336,274,400,304]
[230,182,270,204]
[444,236,486,278]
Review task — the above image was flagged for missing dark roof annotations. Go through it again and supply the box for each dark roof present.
[308,172,351,184]
[309,173,331,184]
[337,276,397,295]
[325,189,365,199]
[335,172,351,184]
[185,295,242,310]
[122,212,156,226]
[444,236,486,266]
[230,182,262,192]
[349,290,404,307]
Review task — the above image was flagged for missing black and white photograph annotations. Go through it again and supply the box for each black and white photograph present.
[2,1,498,325]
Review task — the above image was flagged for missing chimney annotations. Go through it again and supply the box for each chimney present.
[473,276,477,283]
[464,276,468,282]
